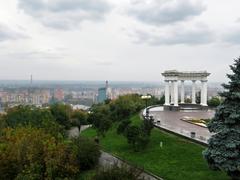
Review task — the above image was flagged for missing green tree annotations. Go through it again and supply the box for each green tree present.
[50,103,72,129]
[141,117,154,136]
[72,136,100,170]
[71,110,88,132]
[4,105,64,137]
[88,104,112,136]
[109,94,144,121]
[118,116,153,152]
[207,96,221,107]
[203,58,240,180]
[117,119,131,135]
[159,95,165,105]
[92,113,112,137]
[125,125,140,151]
[0,115,6,134]
[124,125,150,152]
[0,127,79,180]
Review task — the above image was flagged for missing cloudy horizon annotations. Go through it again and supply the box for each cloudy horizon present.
[0,0,240,82]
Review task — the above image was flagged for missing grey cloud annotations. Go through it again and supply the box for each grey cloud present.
[132,27,214,46]
[95,60,113,66]
[128,0,206,26]
[18,0,111,30]
[3,51,65,60]
[0,25,27,42]
[222,29,240,45]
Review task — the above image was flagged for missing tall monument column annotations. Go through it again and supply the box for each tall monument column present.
[173,80,178,106]
[164,80,170,105]
[170,81,174,104]
[201,80,208,106]
[192,80,196,104]
[180,80,185,104]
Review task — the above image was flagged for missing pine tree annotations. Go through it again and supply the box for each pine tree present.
[203,57,240,180]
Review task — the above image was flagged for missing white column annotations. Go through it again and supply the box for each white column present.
[173,80,178,106]
[170,81,174,104]
[201,80,208,106]
[180,80,185,104]
[201,82,204,105]
[164,81,170,105]
[192,80,196,104]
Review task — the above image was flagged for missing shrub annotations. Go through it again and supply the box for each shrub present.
[72,136,101,170]
[0,116,6,135]
[141,118,154,136]
[0,127,79,179]
[207,96,221,107]
[71,110,88,132]
[117,119,131,135]
[125,125,150,152]
[92,113,112,137]
[3,105,65,138]
[49,103,72,129]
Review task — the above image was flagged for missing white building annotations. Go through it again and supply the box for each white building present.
[162,70,210,109]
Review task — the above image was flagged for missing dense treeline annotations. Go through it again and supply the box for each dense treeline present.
[89,94,158,151]
[0,104,100,179]
[0,94,160,179]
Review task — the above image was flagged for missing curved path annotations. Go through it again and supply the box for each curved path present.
[99,151,162,180]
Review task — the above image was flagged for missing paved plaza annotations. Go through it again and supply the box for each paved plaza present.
[148,106,215,144]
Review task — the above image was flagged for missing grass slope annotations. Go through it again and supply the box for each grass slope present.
[81,115,229,180]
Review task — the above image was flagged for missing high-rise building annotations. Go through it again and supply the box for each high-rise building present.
[54,89,64,101]
[97,87,107,103]
[97,81,111,103]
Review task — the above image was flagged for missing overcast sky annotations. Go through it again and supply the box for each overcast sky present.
[0,0,240,82]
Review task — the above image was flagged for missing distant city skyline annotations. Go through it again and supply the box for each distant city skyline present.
[1,0,240,82]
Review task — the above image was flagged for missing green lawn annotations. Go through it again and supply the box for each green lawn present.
[81,115,229,180]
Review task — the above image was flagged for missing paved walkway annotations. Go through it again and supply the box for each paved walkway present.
[99,151,162,180]
[68,125,92,138]
[145,106,214,144]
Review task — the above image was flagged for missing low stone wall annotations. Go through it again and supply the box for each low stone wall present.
[164,103,209,111]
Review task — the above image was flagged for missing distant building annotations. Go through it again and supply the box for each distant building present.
[97,81,112,103]
[0,89,51,106]
[71,104,90,111]
[54,89,64,101]
[97,87,107,103]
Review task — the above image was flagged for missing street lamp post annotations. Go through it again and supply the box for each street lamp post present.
[141,95,151,118]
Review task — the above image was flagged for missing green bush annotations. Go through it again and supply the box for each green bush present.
[72,136,101,170]
[125,125,150,152]
[93,164,144,180]
[207,96,221,107]
[49,103,72,129]
[71,110,88,132]
[117,119,131,135]
[0,116,6,135]
[109,94,145,121]
[3,105,65,138]
[0,127,79,179]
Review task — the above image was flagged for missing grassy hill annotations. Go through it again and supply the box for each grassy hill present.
[81,115,229,180]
